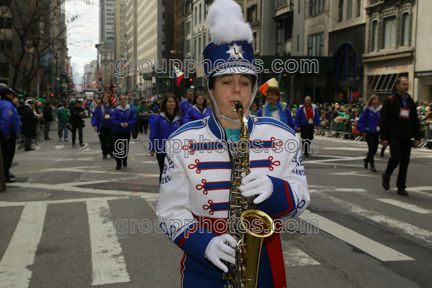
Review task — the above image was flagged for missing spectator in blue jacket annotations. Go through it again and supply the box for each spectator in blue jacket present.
[295,96,321,156]
[180,89,194,116]
[0,88,21,183]
[257,86,295,130]
[149,95,183,182]
[91,94,116,159]
[112,95,137,170]
[183,94,211,123]
[357,94,381,172]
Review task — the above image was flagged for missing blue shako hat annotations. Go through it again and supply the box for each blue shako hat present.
[203,0,257,82]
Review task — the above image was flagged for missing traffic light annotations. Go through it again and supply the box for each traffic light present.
[114,84,117,87]
[189,78,193,82]
[99,75,102,82]
[81,85,83,88]
[106,85,109,87]
[51,94,53,97]
[87,83,90,87]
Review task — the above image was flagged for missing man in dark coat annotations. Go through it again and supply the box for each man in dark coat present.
[21,99,38,151]
[43,101,54,140]
[70,98,86,147]
[380,76,422,196]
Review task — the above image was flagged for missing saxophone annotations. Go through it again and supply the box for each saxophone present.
[224,102,275,288]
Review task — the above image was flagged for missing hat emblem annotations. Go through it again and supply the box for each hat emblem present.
[226,43,245,61]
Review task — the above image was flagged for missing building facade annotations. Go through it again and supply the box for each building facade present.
[363,0,416,101]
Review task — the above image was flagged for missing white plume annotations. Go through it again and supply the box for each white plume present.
[207,0,253,45]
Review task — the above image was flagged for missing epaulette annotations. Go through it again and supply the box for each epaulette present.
[168,118,207,140]
[254,116,296,136]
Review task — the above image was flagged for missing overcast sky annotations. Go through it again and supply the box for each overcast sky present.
[65,0,99,82]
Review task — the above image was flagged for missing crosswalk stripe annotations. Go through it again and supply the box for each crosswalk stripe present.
[318,194,432,243]
[377,199,432,214]
[0,202,47,288]
[282,241,320,266]
[300,210,414,262]
[87,199,130,286]
[55,145,64,149]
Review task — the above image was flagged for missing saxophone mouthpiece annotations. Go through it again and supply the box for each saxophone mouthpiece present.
[234,101,243,113]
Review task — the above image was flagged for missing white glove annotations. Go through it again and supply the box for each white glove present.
[239,172,273,204]
[204,234,237,273]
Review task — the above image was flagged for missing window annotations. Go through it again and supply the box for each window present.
[347,0,353,20]
[276,0,288,8]
[356,0,361,17]
[198,37,201,56]
[199,4,201,23]
[204,2,206,20]
[195,7,197,25]
[194,39,197,60]
[252,32,257,51]
[0,17,12,29]
[308,33,324,56]
[401,13,409,46]
[297,35,299,52]
[203,35,206,48]
[186,21,190,34]
[310,0,325,16]
[383,16,397,49]
[337,0,343,22]
[298,0,300,14]
[371,21,378,51]
[186,39,190,53]
[247,5,257,23]
[336,44,358,79]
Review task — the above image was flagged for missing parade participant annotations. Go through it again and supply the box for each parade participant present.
[183,93,211,123]
[91,94,115,159]
[381,77,422,196]
[21,99,38,151]
[56,102,70,141]
[70,99,86,147]
[149,95,183,182]
[357,95,381,172]
[130,98,144,140]
[180,88,194,115]
[112,95,137,170]
[0,88,21,183]
[156,1,310,286]
[43,101,54,140]
[249,101,258,116]
[294,96,321,156]
[257,86,295,130]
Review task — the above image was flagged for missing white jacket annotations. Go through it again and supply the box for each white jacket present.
[155,112,310,285]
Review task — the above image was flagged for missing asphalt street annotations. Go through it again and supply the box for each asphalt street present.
[1,123,432,288]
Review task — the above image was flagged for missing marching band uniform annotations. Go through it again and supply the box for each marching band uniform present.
[156,1,310,287]
[183,104,212,124]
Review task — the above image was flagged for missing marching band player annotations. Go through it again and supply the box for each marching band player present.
[156,0,310,287]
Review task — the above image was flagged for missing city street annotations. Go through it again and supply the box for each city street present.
[1,124,432,288]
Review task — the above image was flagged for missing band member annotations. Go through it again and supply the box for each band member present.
[180,89,194,116]
[112,95,137,170]
[156,1,310,287]
[0,88,21,183]
[149,95,183,182]
[92,94,115,159]
[357,95,381,172]
[294,96,321,156]
[183,94,211,124]
[70,99,86,147]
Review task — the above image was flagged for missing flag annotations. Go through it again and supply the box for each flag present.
[174,68,184,87]
[259,75,284,97]
[108,81,117,105]
[39,52,52,67]
[149,95,156,102]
